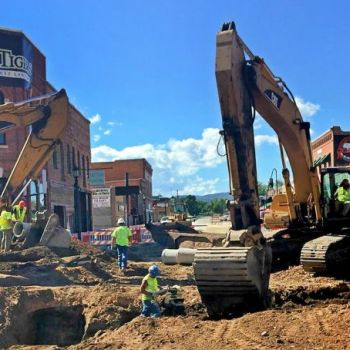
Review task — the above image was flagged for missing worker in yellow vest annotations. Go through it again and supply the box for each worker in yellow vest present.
[0,197,13,251]
[336,179,350,216]
[140,265,168,317]
[12,200,27,222]
[111,218,132,271]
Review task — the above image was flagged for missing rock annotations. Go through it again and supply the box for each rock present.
[261,331,269,337]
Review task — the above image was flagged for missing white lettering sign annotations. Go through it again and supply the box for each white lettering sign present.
[92,188,111,208]
[0,48,33,83]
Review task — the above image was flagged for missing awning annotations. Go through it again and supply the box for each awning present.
[313,153,330,167]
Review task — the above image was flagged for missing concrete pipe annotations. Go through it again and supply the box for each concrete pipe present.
[176,248,197,265]
[13,222,32,238]
[161,249,178,265]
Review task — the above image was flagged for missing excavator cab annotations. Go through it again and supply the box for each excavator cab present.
[320,167,350,225]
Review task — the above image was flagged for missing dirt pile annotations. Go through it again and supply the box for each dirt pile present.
[0,241,349,349]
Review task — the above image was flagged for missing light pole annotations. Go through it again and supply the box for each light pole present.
[73,165,81,239]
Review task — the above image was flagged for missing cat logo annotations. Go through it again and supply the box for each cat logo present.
[264,89,282,109]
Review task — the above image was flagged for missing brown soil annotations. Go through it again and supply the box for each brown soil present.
[0,242,348,350]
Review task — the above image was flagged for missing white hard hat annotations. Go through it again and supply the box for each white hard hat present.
[117,218,125,224]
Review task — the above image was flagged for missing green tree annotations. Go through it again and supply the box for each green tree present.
[184,195,199,216]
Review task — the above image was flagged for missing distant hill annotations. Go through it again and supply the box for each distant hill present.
[195,192,232,202]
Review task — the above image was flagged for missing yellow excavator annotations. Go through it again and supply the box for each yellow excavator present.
[0,89,72,249]
[193,22,350,317]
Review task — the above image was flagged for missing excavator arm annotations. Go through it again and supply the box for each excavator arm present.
[0,89,69,202]
[217,22,321,226]
[193,22,322,318]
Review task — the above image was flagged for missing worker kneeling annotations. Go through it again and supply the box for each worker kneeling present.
[140,265,168,318]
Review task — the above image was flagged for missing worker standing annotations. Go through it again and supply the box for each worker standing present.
[0,197,13,251]
[12,200,27,223]
[140,265,163,318]
[336,179,350,216]
[111,218,132,271]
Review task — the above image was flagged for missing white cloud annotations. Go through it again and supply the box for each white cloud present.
[295,97,320,118]
[107,121,123,127]
[92,134,101,142]
[92,128,227,195]
[89,114,101,124]
[255,134,278,146]
[92,128,225,176]
[98,126,103,131]
[178,177,220,195]
[103,129,112,136]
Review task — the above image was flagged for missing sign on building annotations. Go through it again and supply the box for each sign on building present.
[335,135,350,166]
[0,31,33,89]
[89,169,105,186]
[92,188,110,208]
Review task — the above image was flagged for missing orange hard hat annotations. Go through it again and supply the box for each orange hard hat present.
[19,200,26,208]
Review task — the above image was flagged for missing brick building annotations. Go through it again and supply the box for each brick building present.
[90,159,153,228]
[312,126,350,168]
[0,27,92,232]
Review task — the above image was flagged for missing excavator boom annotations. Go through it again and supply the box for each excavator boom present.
[0,89,69,201]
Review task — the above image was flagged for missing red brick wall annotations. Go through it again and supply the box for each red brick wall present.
[91,159,153,197]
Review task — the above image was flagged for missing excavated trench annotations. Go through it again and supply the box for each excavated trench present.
[24,306,85,347]
[0,287,140,349]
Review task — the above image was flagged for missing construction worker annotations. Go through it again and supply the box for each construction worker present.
[336,179,350,216]
[12,200,27,223]
[111,218,132,271]
[140,265,164,318]
[0,197,13,251]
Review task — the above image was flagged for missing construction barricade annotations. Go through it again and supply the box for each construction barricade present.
[87,225,153,249]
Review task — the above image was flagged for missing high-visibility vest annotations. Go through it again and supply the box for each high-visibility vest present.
[336,187,350,202]
[141,274,158,301]
[12,205,27,222]
[0,210,13,230]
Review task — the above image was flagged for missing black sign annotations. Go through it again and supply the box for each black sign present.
[264,89,282,109]
[0,31,33,89]
[115,186,139,196]
[334,135,350,166]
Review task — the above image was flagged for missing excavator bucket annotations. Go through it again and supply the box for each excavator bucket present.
[193,245,271,317]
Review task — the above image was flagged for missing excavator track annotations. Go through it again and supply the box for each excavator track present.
[193,246,271,317]
[301,235,350,276]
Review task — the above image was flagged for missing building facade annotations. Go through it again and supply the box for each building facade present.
[0,27,92,233]
[312,126,350,168]
[90,159,153,228]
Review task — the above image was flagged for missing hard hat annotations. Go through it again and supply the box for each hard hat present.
[19,200,26,208]
[117,218,125,225]
[149,265,160,277]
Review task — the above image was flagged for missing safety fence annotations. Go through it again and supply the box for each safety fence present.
[74,225,154,248]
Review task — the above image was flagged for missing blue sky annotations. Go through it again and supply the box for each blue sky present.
[3,1,350,196]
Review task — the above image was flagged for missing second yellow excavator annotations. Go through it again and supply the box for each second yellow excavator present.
[193,22,350,317]
[0,89,72,249]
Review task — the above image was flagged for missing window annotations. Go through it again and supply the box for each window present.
[0,91,5,145]
[87,156,90,179]
[60,142,65,180]
[72,147,76,168]
[67,144,71,174]
[52,150,58,169]
[0,133,5,145]
[82,155,86,187]
[78,151,81,173]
